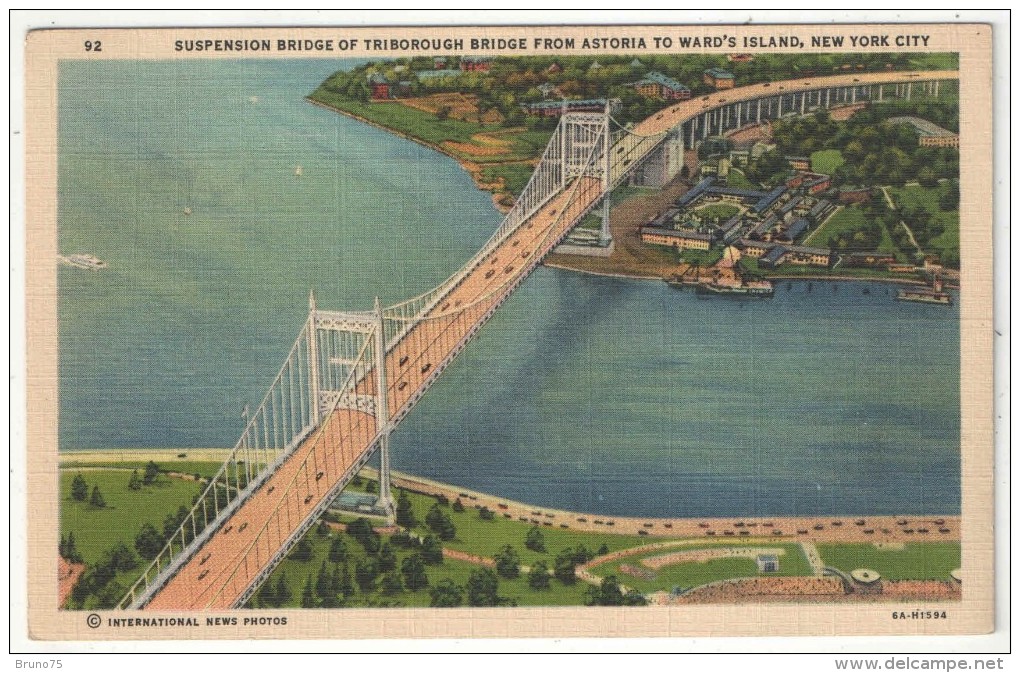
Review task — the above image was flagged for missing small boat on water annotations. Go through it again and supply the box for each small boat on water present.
[897,275,952,305]
[694,278,774,298]
[59,253,107,270]
[295,165,303,177]
[183,207,192,216]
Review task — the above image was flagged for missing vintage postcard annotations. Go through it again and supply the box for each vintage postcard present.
[21,20,995,643]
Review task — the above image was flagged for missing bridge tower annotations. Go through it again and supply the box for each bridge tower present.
[307,294,396,523]
[373,296,395,522]
[599,101,613,247]
[559,103,613,248]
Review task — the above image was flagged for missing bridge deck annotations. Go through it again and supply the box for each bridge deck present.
[632,70,958,137]
[144,177,602,610]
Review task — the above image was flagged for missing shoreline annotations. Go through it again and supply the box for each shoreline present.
[307,97,960,290]
[59,449,960,543]
[541,261,661,282]
[306,97,514,213]
[544,261,958,289]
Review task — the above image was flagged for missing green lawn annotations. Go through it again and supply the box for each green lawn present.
[60,469,204,565]
[308,90,549,163]
[908,53,960,71]
[810,149,845,175]
[390,489,653,566]
[479,163,537,197]
[802,205,863,248]
[268,527,592,608]
[679,248,724,267]
[694,203,741,222]
[725,169,757,190]
[818,542,960,581]
[61,460,225,481]
[888,183,959,265]
[587,542,813,594]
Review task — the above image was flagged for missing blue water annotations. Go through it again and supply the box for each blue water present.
[57,59,960,518]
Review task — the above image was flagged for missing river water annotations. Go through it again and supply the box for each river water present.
[57,59,960,518]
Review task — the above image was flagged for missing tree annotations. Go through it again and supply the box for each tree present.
[275,573,293,606]
[381,570,404,596]
[105,543,137,572]
[917,167,939,188]
[258,577,278,607]
[401,553,429,591]
[525,526,545,553]
[421,535,444,565]
[94,580,127,609]
[355,557,379,594]
[301,576,316,608]
[939,185,960,211]
[315,560,332,598]
[127,469,142,491]
[60,532,83,564]
[134,523,165,560]
[623,590,648,606]
[585,575,626,606]
[597,543,610,556]
[478,506,495,521]
[494,545,520,579]
[379,543,397,573]
[395,490,417,528]
[328,535,348,563]
[528,560,551,590]
[554,548,578,585]
[70,474,88,502]
[365,480,377,494]
[89,485,107,509]
[346,517,381,554]
[316,519,332,537]
[425,504,456,541]
[335,563,354,599]
[451,498,465,513]
[143,461,160,485]
[465,568,500,607]
[429,579,463,607]
[162,506,188,542]
[290,537,314,562]
[572,545,593,566]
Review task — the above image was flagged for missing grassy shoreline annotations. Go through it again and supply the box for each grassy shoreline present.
[59,451,960,536]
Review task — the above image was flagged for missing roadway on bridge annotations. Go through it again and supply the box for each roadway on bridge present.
[632,70,958,137]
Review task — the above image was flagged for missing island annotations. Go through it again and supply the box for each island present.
[307,52,960,290]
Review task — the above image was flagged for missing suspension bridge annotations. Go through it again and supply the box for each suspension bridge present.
[118,69,957,610]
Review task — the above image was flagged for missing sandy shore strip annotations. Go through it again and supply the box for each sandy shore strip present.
[60,448,234,464]
[61,449,959,544]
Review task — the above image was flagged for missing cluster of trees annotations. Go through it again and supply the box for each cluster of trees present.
[427,568,514,607]
[424,503,457,541]
[768,107,959,189]
[257,514,447,608]
[68,543,137,609]
[825,181,959,267]
[128,461,162,490]
[585,575,647,606]
[69,473,107,509]
[316,52,953,131]
[59,532,83,564]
